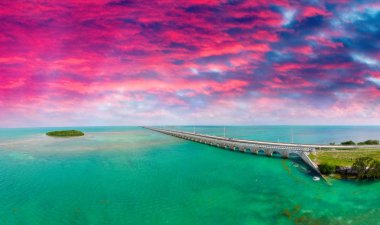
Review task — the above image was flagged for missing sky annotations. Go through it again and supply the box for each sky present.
[1,0,380,127]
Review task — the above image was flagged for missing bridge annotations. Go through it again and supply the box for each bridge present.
[145,127,380,178]
[145,127,324,174]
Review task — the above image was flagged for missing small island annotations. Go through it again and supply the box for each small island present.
[46,130,84,137]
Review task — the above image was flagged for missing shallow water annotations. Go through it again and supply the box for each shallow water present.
[0,126,379,225]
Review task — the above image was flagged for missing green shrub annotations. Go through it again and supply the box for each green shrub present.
[357,140,379,145]
[341,140,356,145]
[318,163,336,175]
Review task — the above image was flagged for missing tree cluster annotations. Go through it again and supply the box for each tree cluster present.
[357,140,379,145]
[340,139,379,145]
[352,157,380,180]
[318,163,336,175]
[46,130,84,137]
[340,140,356,145]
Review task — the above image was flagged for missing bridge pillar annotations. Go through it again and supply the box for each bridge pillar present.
[265,149,272,157]
[282,150,289,159]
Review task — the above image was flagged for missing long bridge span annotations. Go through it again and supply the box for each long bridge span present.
[145,127,380,178]
[145,127,325,174]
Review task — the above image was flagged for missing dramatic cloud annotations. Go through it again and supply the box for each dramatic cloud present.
[1,0,380,127]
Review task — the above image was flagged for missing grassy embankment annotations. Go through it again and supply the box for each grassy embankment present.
[310,139,380,167]
[46,130,84,137]
[310,149,380,167]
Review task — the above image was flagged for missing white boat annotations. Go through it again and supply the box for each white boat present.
[313,176,320,181]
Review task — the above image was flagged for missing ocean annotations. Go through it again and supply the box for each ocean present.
[0,126,379,225]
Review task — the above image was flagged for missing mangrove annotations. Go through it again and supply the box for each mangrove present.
[46,130,84,137]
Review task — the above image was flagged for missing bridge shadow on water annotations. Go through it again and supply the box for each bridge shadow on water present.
[146,127,321,178]
[219,146,319,177]
[288,156,319,177]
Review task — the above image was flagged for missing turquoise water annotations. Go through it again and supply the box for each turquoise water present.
[0,126,379,225]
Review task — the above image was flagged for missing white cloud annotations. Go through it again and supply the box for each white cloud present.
[190,67,199,74]
[351,53,379,67]
[367,76,380,86]
[282,9,296,26]
[209,68,221,73]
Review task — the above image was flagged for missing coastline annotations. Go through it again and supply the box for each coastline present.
[311,151,380,181]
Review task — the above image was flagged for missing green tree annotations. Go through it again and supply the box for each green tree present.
[358,140,379,145]
[318,163,336,175]
[341,140,356,145]
[352,157,380,179]
[367,160,380,179]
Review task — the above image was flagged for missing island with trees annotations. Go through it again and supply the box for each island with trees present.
[317,157,380,180]
[46,130,85,137]
[310,139,380,180]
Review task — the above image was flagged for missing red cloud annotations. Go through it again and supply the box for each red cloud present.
[301,6,331,18]
[288,45,313,54]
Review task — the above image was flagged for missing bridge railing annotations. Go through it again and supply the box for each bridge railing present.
[149,127,313,151]
[146,127,379,150]
[148,127,314,152]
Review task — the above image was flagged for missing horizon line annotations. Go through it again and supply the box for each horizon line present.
[2,124,380,129]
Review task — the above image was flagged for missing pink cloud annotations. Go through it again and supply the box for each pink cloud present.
[288,45,313,54]
[301,6,331,18]
[0,0,379,127]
